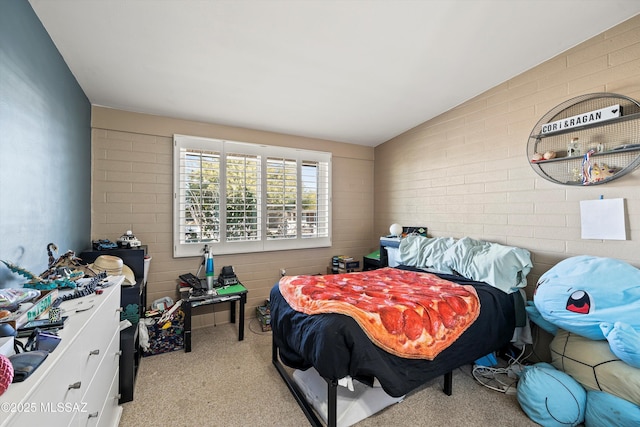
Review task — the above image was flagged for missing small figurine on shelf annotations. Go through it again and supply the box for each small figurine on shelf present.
[531,152,543,162]
[117,230,141,248]
[582,149,595,184]
[568,137,581,157]
[531,151,556,162]
[591,163,616,182]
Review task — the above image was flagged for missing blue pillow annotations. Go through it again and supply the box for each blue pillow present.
[517,363,586,427]
[585,391,640,427]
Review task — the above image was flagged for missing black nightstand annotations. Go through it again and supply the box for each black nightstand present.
[363,249,382,271]
[79,246,147,403]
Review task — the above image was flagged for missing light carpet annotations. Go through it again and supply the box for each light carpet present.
[120,319,539,426]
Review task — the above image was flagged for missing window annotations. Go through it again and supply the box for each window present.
[174,135,331,257]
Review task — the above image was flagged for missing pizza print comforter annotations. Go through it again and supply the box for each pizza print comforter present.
[278,267,480,360]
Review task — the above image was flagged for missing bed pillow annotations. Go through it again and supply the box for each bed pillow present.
[438,236,482,275]
[398,235,455,273]
[517,362,586,427]
[441,237,532,293]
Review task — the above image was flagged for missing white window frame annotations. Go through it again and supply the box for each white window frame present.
[173,134,332,257]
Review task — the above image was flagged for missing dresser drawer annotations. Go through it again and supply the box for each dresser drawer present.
[75,289,120,386]
[71,329,121,427]
[7,345,85,425]
[83,327,120,401]
[77,366,121,427]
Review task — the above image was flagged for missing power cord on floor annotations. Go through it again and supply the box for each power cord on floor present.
[472,345,528,395]
[527,321,547,362]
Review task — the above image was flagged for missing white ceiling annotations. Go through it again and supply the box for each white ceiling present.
[28,1,640,147]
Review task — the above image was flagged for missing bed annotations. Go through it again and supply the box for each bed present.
[271,236,532,426]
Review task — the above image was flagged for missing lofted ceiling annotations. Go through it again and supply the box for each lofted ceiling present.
[28,0,640,147]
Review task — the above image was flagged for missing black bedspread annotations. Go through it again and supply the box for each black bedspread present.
[270,267,516,397]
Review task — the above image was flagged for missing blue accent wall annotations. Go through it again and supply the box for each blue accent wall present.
[0,0,91,286]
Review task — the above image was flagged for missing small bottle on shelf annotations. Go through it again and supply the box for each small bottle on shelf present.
[567,137,580,157]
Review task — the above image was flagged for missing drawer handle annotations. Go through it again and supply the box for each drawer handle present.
[88,411,99,418]
[68,381,81,390]
[116,350,123,356]
[89,349,100,356]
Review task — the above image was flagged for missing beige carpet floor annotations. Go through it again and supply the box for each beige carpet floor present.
[119,319,539,426]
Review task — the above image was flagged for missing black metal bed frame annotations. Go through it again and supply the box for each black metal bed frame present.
[272,338,453,427]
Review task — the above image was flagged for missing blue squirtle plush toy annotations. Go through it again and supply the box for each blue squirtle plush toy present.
[518,255,640,426]
[534,255,640,368]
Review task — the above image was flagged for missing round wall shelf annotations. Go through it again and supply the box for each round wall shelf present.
[527,93,640,185]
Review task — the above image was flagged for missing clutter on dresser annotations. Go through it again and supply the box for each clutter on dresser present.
[9,330,58,383]
[1,259,77,291]
[16,317,67,337]
[0,288,41,312]
[5,244,146,407]
[1,242,100,291]
[8,350,48,383]
[0,272,115,335]
[0,274,123,393]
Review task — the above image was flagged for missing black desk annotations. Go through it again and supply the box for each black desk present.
[180,284,248,353]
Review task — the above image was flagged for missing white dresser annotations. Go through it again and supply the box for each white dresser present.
[0,276,123,427]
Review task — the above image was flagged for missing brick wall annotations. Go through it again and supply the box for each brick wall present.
[91,108,374,327]
[374,14,640,296]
